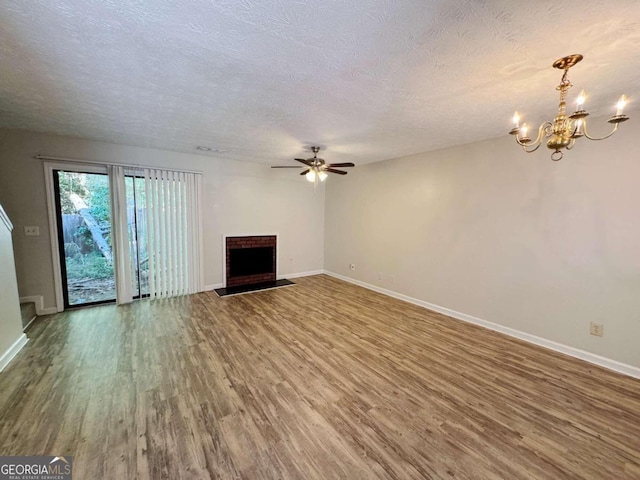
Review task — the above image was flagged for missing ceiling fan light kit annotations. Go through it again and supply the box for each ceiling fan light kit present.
[509,54,629,161]
[272,146,355,185]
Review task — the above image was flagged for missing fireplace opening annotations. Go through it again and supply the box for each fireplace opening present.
[217,234,294,297]
[224,235,277,288]
[229,246,274,277]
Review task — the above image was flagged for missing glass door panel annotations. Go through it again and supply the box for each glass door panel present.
[125,175,149,298]
[54,170,116,307]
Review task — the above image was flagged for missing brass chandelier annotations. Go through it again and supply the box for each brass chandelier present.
[509,54,629,161]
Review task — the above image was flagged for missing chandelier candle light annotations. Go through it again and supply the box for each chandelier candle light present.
[509,54,629,161]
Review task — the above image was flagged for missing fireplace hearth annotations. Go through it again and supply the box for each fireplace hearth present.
[214,235,294,297]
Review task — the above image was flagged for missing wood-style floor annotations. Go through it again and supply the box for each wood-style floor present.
[1,274,639,479]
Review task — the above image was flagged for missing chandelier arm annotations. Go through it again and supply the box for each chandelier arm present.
[569,121,580,138]
[522,143,542,153]
[565,138,577,150]
[515,121,553,148]
[582,120,619,141]
[515,136,537,147]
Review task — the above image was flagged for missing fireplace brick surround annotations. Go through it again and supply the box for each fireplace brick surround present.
[225,235,277,288]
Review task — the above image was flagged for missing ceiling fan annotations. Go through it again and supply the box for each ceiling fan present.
[271,146,355,182]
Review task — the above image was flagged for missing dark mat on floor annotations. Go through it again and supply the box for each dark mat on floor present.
[214,279,295,297]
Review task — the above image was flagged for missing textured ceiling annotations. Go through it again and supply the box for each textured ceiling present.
[1,1,639,165]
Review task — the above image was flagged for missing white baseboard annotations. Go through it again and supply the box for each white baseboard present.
[22,315,37,331]
[0,334,28,373]
[279,269,324,280]
[19,295,57,316]
[203,270,324,292]
[324,270,640,380]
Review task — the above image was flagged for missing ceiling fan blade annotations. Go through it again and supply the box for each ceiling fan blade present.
[295,158,313,166]
[271,165,302,168]
[300,169,310,176]
[327,162,355,168]
[326,168,348,175]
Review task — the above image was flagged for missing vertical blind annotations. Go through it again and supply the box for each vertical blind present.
[108,166,202,303]
[144,169,202,299]
[108,165,134,304]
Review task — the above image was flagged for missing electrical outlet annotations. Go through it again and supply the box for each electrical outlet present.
[590,322,603,337]
[349,263,356,271]
[24,226,40,236]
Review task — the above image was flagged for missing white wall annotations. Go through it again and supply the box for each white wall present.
[325,113,640,369]
[0,205,24,363]
[0,129,325,310]
[3,118,639,371]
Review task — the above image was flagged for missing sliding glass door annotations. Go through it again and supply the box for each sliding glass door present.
[53,169,149,308]
[53,170,116,307]
[47,162,201,310]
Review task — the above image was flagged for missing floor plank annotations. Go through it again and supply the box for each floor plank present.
[1,274,639,479]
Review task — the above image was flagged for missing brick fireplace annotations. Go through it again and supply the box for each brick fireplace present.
[225,235,277,288]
